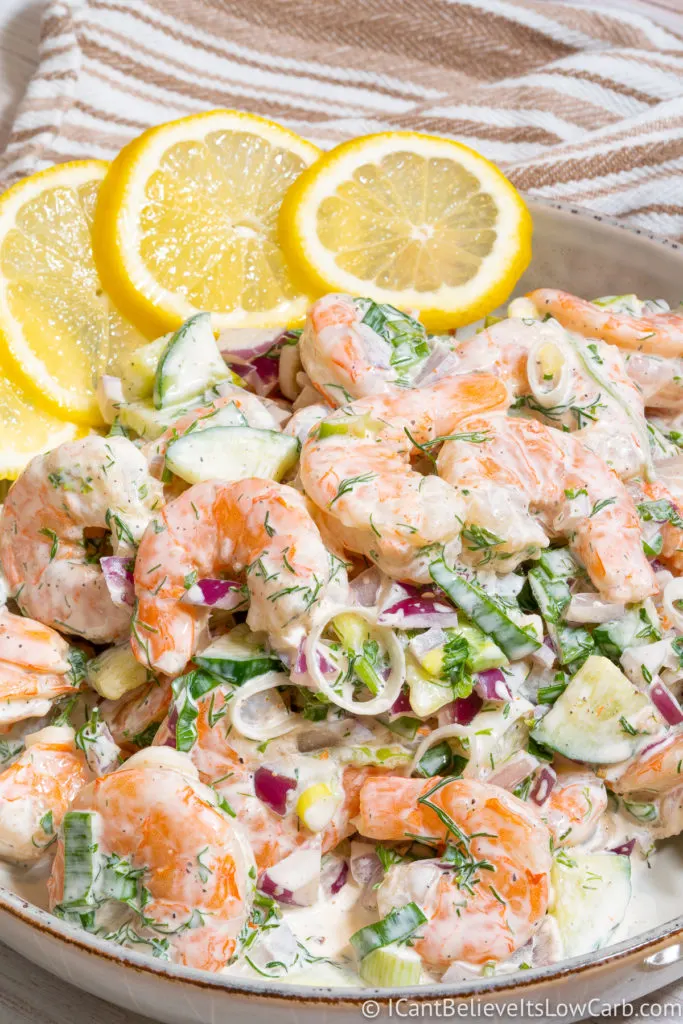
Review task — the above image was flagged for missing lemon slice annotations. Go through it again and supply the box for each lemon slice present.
[0,357,82,479]
[93,110,321,339]
[279,132,532,330]
[0,161,146,424]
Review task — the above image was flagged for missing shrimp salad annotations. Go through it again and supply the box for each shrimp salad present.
[3,291,683,988]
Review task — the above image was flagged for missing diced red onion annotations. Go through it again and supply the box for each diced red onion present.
[100,556,135,608]
[83,719,122,776]
[532,640,556,669]
[475,669,512,702]
[183,578,244,610]
[219,329,281,361]
[350,848,383,888]
[391,689,412,715]
[610,839,636,857]
[258,872,297,905]
[349,567,382,608]
[444,691,483,725]
[160,706,178,749]
[650,679,683,725]
[377,596,460,628]
[529,766,557,806]
[241,355,280,396]
[321,854,349,896]
[259,846,321,906]
[254,766,297,816]
[487,751,539,792]
[292,640,335,680]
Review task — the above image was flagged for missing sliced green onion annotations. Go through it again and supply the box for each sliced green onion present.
[350,902,427,960]
[415,741,467,779]
[172,669,225,752]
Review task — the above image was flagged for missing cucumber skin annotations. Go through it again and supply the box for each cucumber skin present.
[154,312,230,409]
[194,651,283,684]
[430,560,541,659]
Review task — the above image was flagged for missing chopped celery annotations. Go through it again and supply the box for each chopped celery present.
[360,946,422,986]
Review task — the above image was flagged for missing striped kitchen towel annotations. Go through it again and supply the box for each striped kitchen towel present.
[4,0,683,238]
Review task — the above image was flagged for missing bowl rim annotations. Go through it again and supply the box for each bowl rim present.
[3,194,683,1005]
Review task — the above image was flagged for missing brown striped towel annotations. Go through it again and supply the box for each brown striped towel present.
[4,0,683,238]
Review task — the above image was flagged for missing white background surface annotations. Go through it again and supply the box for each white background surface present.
[2,0,683,1021]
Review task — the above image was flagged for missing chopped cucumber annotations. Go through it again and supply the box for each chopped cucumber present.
[165,426,300,485]
[194,627,283,684]
[117,395,207,439]
[430,560,541,660]
[531,655,661,764]
[528,567,570,624]
[86,644,148,701]
[120,335,170,400]
[550,851,631,958]
[594,603,661,662]
[538,547,583,580]
[154,313,231,409]
[547,622,594,667]
[528,555,593,665]
[360,946,422,986]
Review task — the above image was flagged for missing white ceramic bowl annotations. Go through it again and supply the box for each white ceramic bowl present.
[2,197,683,1023]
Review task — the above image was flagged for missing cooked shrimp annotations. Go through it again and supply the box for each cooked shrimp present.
[100,677,172,750]
[462,317,650,480]
[540,770,608,847]
[0,726,88,863]
[0,608,83,726]
[621,352,683,411]
[628,477,683,574]
[527,289,683,360]
[358,775,551,967]
[48,750,254,971]
[437,413,656,602]
[0,436,163,642]
[132,479,348,676]
[607,733,683,797]
[300,294,436,404]
[300,375,508,583]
